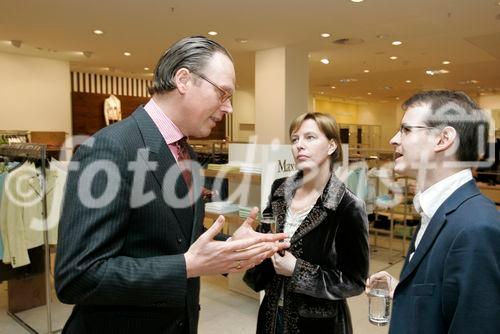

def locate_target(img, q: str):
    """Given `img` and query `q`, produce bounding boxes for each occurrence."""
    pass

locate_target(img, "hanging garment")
[0,162,66,267]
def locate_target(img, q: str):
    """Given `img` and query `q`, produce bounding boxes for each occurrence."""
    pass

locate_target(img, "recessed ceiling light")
[396,97,400,100]
[392,40,402,46]
[425,69,450,76]
[350,0,364,2]
[364,69,370,73]
[367,92,372,95]
[320,58,330,65]
[389,56,398,60]
[93,30,104,35]
[331,86,336,89]
[208,31,218,36]
[405,80,412,83]
[339,78,358,83]
[123,52,131,56]
[320,91,325,95]
[442,60,451,65]
[144,67,150,71]
[321,33,331,38]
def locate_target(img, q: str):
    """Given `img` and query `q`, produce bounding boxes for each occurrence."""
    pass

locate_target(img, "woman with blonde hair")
[244,112,369,333]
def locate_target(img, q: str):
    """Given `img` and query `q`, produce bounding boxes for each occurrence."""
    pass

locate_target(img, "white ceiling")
[1,0,500,102]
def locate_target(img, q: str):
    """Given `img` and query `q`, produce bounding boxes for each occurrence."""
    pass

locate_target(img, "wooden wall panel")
[71,92,226,139]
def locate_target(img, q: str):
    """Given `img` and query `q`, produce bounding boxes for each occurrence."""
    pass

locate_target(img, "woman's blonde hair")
[289,112,343,169]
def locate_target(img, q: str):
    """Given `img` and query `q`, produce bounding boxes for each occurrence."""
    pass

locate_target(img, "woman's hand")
[271,251,297,276]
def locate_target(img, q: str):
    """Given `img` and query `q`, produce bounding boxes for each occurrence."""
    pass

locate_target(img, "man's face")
[390,104,437,178]
[183,52,235,138]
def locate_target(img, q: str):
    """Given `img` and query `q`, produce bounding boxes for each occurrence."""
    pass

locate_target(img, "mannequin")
[104,94,122,125]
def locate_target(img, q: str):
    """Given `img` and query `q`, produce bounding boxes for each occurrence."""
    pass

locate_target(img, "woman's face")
[290,119,336,172]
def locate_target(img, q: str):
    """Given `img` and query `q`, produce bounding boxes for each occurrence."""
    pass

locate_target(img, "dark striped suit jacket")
[55,107,205,333]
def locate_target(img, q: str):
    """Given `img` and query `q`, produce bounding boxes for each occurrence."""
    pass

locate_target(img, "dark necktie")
[175,137,192,189]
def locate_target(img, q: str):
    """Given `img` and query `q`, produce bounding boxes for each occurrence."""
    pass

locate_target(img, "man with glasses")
[55,36,288,334]
[366,90,500,333]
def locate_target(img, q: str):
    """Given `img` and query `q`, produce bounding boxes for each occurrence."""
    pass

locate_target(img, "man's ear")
[174,68,191,95]
[434,126,457,153]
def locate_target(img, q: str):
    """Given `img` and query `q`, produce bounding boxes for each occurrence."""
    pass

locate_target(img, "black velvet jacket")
[244,172,369,334]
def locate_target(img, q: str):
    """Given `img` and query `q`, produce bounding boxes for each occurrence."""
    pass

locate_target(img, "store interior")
[1,0,499,333]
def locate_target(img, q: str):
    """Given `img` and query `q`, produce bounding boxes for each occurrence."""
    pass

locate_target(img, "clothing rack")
[0,143,53,333]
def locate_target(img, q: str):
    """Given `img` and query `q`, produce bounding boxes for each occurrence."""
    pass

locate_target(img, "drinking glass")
[259,213,276,234]
[368,277,392,326]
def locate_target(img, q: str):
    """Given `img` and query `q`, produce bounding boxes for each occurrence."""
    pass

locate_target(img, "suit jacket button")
[177,237,183,243]
[177,320,184,327]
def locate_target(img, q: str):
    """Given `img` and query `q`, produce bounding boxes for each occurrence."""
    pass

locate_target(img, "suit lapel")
[190,147,204,244]
[399,180,481,283]
[132,107,194,241]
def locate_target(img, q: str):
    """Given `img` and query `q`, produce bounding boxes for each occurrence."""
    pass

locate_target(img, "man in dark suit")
[55,36,288,334]
[366,90,499,333]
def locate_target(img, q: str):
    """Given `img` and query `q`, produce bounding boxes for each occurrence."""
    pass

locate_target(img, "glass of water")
[368,277,392,326]
[259,213,276,234]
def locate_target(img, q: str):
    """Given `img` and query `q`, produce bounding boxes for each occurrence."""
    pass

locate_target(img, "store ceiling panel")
[0,0,499,102]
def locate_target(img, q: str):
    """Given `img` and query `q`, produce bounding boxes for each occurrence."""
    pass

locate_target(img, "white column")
[255,46,309,144]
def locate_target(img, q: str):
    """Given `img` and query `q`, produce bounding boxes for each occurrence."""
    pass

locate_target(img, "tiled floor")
[0,242,405,334]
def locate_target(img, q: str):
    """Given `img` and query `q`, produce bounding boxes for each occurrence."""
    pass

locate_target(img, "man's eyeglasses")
[192,72,232,104]
[399,124,436,135]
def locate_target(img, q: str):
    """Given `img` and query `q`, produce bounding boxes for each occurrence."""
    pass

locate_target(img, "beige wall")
[232,88,255,142]
[0,52,72,134]
[479,95,500,131]
[314,96,399,150]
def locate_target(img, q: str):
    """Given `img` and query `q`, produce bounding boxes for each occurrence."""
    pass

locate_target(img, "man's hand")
[271,251,297,276]
[232,207,289,254]
[365,271,398,298]
[184,213,288,278]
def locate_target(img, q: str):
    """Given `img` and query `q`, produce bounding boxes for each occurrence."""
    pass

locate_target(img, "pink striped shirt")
[144,98,184,162]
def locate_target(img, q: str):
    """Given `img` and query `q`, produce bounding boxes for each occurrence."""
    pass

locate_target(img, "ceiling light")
[405,80,412,83]
[93,30,104,35]
[392,40,402,46]
[235,38,248,43]
[321,33,331,38]
[10,40,22,48]
[339,78,358,83]
[458,79,479,85]
[208,31,218,36]
[442,60,451,65]
[350,0,364,2]
[364,69,370,73]
[331,86,336,89]
[389,56,398,60]
[367,92,372,95]
[144,67,150,71]
[396,97,400,100]
[320,58,330,65]
[124,52,131,56]
[425,69,450,76]
[320,91,325,95]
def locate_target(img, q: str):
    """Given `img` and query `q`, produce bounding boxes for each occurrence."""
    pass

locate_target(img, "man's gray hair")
[148,36,232,95]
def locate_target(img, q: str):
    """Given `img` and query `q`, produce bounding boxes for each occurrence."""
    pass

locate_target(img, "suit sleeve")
[55,136,188,307]
[242,179,283,291]
[443,214,500,334]
[290,198,369,300]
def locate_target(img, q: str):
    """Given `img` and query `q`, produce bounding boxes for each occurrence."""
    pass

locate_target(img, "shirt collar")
[144,98,185,145]
[413,169,473,219]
